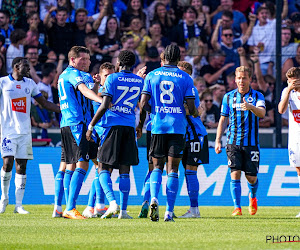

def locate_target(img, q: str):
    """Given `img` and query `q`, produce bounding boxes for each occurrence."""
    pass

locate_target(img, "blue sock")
[63,169,74,205]
[143,171,152,202]
[54,171,65,206]
[87,177,97,207]
[150,169,162,200]
[99,170,115,203]
[230,179,241,208]
[119,174,130,210]
[66,168,86,211]
[166,173,179,212]
[94,169,104,205]
[248,179,259,198]
[185,170,199,207]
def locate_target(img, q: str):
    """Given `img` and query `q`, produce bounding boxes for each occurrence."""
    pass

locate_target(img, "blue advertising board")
[0,148,298,206]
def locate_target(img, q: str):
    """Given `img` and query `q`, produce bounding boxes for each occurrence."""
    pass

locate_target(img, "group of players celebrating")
[0,43,299,220]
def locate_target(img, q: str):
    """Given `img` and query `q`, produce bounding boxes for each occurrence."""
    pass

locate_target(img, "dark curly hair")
[164,44,181,63]
[118,50,136,67]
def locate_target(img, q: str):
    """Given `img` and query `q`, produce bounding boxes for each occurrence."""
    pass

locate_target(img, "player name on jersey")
[155,106,183,114]
[110,105,132,114]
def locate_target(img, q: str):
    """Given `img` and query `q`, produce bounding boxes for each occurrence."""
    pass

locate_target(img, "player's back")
[58,66,86,127]
[101,70,144,128]
[143,65,195,135]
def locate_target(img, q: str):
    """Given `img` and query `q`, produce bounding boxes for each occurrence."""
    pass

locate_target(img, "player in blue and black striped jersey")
[215,66,266,216]
[86,50,144,219]
[140,45,198,222]
[58,46,103,220]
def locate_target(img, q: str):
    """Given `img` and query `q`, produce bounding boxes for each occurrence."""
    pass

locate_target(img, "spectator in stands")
[25,12,48,46]
[199,50,234,87]
[151,3,174,36]
[190,0,211,35]
[39,0,57,21]
[57,0,75,23]
[0,34,5,57]
[14,0,38,30]
[6,29,26,74]
[212,0,247,36]
[290,13,300,43]
[202,0,220,18]
[210,84,226,108]
[85,33,105,74]
[85,0,126,20]
[170,6,207,49]
[127,16,152,59]
[262,0,288,21]
[148,21,170,51]
[73,8,93,47]
[44,7,74,58]
[211,13,256,75]
[194,76,206,95]
[37,63,57,103]
[200,89,220,128]
[25,45,42,82]
[282,43,300,82]
[91,0,116,36]
[281,25,298,66]
[226,71,236,92]
[99,16,121,62]
[0,55,7,77]
[0,10,14,48]
[121,0,147,31]
[134,46,161,74]
[248,6,277,76]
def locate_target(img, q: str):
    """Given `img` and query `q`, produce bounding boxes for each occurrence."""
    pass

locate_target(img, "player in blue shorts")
[140,45,198,222]
[177,61,209,218]
[58,46,103,219]
[215,66,266,216]
[86,50,144,219]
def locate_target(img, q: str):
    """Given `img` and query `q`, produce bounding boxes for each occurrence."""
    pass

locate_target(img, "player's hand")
[241,97,252,111]
[93,74,101,84]
[287,78,300,91]
[136,126,142,139]
[137,66,147,79]
[215,141,222,154]
[86,130,92,141]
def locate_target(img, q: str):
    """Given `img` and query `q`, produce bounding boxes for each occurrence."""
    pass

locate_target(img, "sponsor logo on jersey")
[16,85,21,89]
[154,71,182,78]
[232,103,243,110]
[11,97,26,113]
[117,77,143,83]
[292,110,300,123]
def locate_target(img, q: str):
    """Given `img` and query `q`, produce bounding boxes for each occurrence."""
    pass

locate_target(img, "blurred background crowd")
[0,0,298,133]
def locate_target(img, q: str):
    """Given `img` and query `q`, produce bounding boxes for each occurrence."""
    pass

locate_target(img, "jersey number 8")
[160,81,174,104]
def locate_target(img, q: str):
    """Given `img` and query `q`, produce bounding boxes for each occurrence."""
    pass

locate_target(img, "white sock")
[151,197,159,204]
[190,207,199,214]
[120,210,127,214]
[165,211,173,217]
[15,173,26,207]
[1,168,12,200]
[96,203,105,209]
[87,206,93,210]
[298,176,300,188]
[110,200,117,206]
[54,205,62,212]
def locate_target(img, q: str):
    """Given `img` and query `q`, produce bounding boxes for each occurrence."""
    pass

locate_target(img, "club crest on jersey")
[228,160,231,166]
[11,97,26,113]
[25,87,30,94]
[247,96,253,103]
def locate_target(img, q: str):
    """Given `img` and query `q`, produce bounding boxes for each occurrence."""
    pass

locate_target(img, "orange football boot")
[249,195,258,215]
[63,208,86,219]
[232,207,242,216]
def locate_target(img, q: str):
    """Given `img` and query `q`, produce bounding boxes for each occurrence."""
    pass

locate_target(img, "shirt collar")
[9,74,25,82]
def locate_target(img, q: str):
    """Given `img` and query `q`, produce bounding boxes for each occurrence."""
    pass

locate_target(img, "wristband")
[88,124,94,131]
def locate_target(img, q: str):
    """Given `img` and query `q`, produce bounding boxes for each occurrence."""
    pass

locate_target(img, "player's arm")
[78,83,102,103]
[140,94,151,113]
[241,97,266,118]
[278,80,300,114]
[86,95,111,141]
[186,98,198,118]
[215,115,228,154]
[35,96,60,113]
[136,105,146,139]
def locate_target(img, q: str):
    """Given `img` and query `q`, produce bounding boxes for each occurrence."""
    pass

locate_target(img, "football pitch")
[1,206,300,249]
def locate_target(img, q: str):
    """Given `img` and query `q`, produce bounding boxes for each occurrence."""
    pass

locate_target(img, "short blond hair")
[235,66,252,78]
[177,61,193,75]
[286,67,300,79]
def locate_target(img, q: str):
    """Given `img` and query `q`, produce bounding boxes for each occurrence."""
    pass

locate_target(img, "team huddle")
[0,44,300,220]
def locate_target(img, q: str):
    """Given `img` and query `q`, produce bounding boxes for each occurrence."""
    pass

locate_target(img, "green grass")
[1,206,300,249]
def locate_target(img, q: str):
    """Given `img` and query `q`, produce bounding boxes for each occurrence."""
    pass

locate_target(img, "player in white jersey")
[278,67,300,217]
[0,57,60,214]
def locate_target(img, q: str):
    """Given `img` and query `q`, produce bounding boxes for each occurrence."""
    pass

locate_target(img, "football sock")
[54,171,65,206]
[1,168,12,200]
[87,177,97,207]
[15,173,26,207]
[119,174,130,210]
[230,179,241,208]
[143,171,152,202]
[185,170,199,207]
[63,169,74,204]
[248,179,259,198]
[166,173,179,213]
[150,168,162,200]
[66,168,86,211]
[99,170,115,203]
[95,170,105,205]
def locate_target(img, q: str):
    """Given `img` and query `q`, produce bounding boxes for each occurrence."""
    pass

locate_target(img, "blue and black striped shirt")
[221,88,265,146]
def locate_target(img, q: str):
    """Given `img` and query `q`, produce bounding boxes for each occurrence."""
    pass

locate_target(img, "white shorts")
[1,134,33,160]
[288,143,300,168]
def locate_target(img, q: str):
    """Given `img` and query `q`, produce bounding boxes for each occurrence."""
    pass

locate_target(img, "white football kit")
[281,87,300,167]
[0,75,41,159]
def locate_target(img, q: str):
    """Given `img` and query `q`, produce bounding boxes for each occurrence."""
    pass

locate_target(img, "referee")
[215,66,266,216]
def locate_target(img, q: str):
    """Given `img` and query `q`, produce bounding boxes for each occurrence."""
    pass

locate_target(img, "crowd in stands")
[0,0,298,134]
